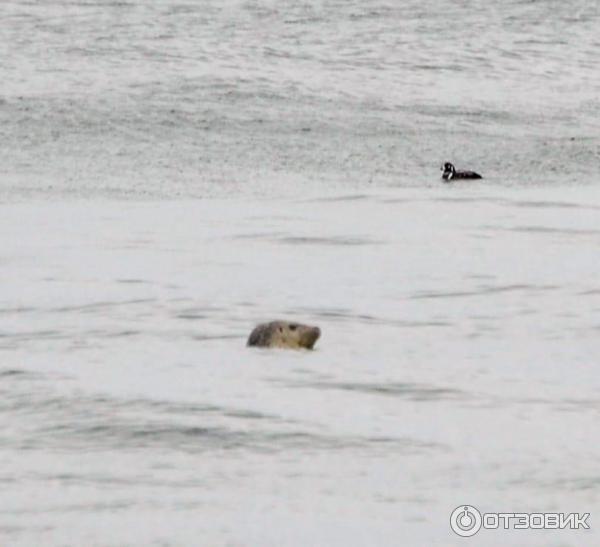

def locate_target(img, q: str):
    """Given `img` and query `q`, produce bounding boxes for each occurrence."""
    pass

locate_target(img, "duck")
[441,162,482,181]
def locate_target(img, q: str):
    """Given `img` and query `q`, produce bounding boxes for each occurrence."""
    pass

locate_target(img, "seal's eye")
[278,327,283,333]
[289,324,298,331]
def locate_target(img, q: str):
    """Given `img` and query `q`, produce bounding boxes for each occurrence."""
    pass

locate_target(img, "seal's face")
[247,321,321,349]
[281,322,321,349]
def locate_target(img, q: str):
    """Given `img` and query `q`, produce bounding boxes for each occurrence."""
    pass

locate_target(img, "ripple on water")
[410,284,559,300]
[277,235,383,246]
[281,380,470,402]
[305,194,373,203]
[1,388,443,455]
[23,419,440,455]
[284,307,451,327]
[0,368,33,378]
[497,226,600,237]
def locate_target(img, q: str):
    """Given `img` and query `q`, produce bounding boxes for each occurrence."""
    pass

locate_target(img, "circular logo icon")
[450,505,482,537]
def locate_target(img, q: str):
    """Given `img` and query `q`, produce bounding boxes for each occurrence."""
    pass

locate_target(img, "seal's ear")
[278,326,283,332]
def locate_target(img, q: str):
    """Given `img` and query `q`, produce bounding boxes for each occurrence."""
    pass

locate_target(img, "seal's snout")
[302,326,321,349]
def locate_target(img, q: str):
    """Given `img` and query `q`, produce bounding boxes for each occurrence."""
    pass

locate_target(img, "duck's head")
[441,162,455,181]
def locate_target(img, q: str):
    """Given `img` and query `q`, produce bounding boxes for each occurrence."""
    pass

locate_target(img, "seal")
[247,321,321,349]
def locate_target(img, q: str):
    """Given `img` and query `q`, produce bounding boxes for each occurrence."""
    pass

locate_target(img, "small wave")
[285,380,468,402]
[410,284,558,300]
[508,200,593,210]
[306,194,372,203]
[278,236,382,246]
[52,298,155,313]
[0,369,31,378]
[21,420,438,455]
[284,306,451,327]
[501,226,600,236]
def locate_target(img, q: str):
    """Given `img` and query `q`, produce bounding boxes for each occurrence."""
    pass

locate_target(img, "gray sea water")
[1,1,600,546]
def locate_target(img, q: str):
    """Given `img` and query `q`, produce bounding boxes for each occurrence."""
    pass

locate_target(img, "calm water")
[1,1,600,545]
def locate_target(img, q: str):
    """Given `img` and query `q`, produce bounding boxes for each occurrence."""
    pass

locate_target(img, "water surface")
[1,1,600,545]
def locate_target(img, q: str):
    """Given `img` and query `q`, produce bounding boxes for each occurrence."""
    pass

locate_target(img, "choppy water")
[2,0,600,198]
[1,1,600,546]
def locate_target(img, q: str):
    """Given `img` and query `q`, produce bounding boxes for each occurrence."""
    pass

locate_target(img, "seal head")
[247,321,321,349]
